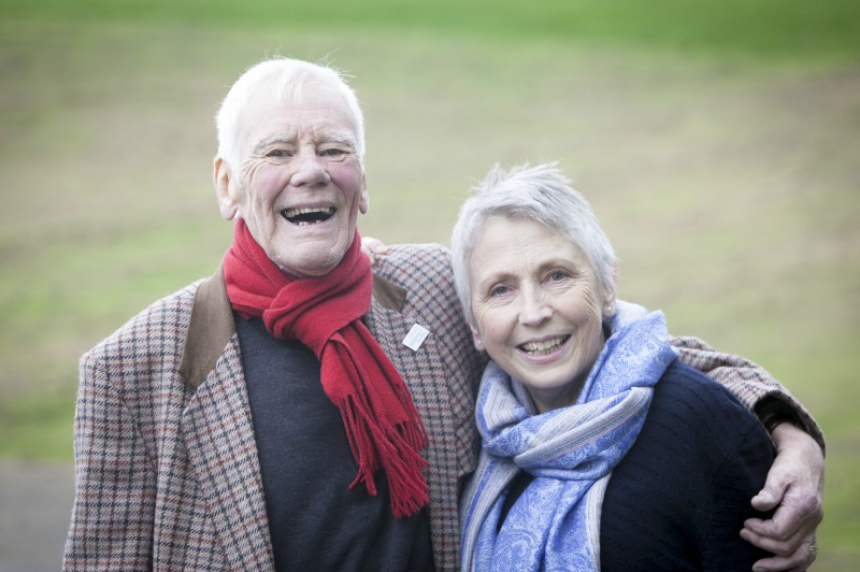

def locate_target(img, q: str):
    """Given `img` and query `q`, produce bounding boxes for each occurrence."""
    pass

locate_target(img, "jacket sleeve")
[670,335,825,451]
[63,352,156,571]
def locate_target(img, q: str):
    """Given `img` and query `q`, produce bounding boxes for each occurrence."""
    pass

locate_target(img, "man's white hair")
[214,57,366,170]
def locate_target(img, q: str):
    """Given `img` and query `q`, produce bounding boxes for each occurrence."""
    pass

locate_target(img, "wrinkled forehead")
[471,215,593,271]
[237,80,360,146]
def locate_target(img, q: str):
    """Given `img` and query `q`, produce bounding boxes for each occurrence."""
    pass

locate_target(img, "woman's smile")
[517,334,571,359]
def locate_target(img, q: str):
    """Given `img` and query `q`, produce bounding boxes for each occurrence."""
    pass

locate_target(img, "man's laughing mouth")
[282,206,336,226]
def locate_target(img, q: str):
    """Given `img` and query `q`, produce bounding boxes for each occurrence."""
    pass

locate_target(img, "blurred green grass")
[3,0,859,63]
[1,0,858,567]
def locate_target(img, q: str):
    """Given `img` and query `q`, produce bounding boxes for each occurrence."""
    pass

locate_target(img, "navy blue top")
[237,315,433,572]
[501,361,775,571]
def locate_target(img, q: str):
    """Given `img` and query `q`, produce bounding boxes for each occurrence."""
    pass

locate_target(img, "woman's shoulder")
[654,361,754,423]
[601,360,774,570]
[642,360,775,487]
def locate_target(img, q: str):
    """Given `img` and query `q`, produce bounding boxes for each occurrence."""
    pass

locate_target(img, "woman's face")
[468,216,611,413]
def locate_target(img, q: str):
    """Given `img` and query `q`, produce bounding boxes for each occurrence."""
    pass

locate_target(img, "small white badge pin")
[403,324,430,352]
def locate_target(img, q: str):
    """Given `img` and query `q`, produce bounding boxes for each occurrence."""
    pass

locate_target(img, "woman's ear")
[603,262,620,318]
[470,324,485,351]
[214,157,240,220]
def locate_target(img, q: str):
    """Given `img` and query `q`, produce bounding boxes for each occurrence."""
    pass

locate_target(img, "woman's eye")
[547,270,568,283]
[489,285,510,297]
[320,148,346,157]
[266,149,289,158]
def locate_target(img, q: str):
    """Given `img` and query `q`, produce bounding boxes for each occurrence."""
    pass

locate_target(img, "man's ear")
[359,172,369,215]
[470,323,485,351]
[214,157,239,220]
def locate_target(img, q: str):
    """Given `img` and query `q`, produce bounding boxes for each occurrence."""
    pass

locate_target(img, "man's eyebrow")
[251,130,357,153]
[252,135,295,153]
[318,129,357,148]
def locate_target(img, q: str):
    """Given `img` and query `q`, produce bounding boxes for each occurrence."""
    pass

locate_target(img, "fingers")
[360,236,389,266]
[751,487,823,539]
[742,489,823,572]
[752,442,792,514]
[750,486,781,512]
[363,237,389,255]
[746,451,823,544]
[745,425,824,571]
[741,520,807,556]
[750,536,818,572]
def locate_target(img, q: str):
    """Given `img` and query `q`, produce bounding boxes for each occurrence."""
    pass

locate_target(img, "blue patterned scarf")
[460,309,678,572]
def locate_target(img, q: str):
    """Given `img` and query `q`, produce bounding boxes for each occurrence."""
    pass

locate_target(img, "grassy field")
[1,0,858,567]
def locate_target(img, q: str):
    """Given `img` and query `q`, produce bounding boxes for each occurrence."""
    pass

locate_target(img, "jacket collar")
[179,266,408,391]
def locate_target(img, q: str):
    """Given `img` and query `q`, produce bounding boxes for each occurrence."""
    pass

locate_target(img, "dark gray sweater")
[237,315,433,572]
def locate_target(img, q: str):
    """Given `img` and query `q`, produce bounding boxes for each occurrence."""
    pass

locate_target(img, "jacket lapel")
[368,274,470,571]
[179,271,275,571]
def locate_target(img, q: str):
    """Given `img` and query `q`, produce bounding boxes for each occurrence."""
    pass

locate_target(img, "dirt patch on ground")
[0,460,74,571]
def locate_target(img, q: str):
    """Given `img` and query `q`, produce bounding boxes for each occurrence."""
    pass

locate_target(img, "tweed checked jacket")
[63,243,822,572]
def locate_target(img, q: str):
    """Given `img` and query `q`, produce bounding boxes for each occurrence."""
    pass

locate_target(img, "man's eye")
[266,149,290,158]
[320,148,347,157]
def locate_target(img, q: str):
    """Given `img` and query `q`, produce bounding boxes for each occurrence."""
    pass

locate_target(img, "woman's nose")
[519,289,552,326]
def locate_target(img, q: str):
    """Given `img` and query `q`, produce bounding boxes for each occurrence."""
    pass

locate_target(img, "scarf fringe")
[339,395,430,518]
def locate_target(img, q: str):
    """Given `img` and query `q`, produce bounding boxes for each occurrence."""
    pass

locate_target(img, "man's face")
[216,82,368,277]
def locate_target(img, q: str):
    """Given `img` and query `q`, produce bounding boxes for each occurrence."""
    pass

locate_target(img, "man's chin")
[273,247,346,278]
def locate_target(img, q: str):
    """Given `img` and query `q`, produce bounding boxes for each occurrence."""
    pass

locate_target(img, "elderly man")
[64,57,824,572]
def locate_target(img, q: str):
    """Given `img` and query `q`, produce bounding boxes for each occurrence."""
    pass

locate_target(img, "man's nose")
[290,150,330,187]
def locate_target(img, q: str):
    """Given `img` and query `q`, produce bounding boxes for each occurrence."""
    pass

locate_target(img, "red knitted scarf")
[223,219,429,518]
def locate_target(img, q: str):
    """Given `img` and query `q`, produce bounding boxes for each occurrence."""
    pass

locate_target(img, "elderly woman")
[454,163,781,571]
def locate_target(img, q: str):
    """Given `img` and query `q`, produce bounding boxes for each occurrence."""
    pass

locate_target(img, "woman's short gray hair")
[215,57,366,169]
[451,162,617,323]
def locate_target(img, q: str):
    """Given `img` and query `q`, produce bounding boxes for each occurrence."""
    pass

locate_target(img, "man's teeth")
[282,206,335,225]
[519,337,567,355]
